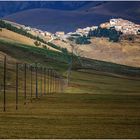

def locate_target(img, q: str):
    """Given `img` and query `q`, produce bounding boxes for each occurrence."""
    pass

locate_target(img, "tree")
[42,44,47,49]
[75,36,91,44]
[34,41,40,47]
[88,27,122,42]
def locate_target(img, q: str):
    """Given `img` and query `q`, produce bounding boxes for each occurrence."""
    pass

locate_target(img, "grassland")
[0,28,60,52]
[53,37,140,67]
[0,39,140,138]
[0,70,140,138]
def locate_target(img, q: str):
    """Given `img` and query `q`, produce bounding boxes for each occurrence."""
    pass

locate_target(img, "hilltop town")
[4,18,140,43]
[100,18,140,35]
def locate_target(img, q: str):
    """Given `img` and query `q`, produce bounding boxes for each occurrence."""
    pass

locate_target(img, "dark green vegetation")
[0,20,46,43]
[81,58,140,77]
[47,42,69,53]
[68,35,91,44]
[68,27,122,44]
[88,27,122,42]
[0,20,69,52]
[0,39,69,72]
[1,39,140,77]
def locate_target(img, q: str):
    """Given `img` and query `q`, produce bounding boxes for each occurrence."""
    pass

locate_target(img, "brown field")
[53,37,140,67]
[0,29,60,52]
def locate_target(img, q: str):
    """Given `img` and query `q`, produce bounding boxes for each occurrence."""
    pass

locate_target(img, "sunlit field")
[0,69,140,139]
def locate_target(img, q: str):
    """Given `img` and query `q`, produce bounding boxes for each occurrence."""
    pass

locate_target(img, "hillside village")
[100,18,140,35]
[0,18,140,68]
[72,18,140,37]
[4,18,140,43]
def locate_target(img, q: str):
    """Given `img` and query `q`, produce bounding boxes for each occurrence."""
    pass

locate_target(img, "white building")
[24,26,31,31]
[45,31,52,36]
[55,31,65,37]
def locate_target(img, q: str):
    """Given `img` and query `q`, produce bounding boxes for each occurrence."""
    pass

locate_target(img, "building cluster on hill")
[65,18,140,41]
[23,25,66,41]
[100,18,140,35]
[6,18,140,43]
[75,26,98,36]
[17,24,52,39]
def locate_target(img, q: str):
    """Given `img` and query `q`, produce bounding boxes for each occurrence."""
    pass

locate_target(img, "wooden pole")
[48,69,50,94]
[50,69,52,93]
[3,55,6,112]
[30,65,33,102]
[16,63,18,110]
[35,63,38,98]
[52,70,54,93]
[40,67,43,96]
[44,68,46,95]
[54,71,56,92]
[24,63,27,104]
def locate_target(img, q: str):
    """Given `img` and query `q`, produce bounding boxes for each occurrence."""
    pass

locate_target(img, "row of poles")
[1,55,64,112]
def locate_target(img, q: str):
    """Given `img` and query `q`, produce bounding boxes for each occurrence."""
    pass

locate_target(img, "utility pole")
[16,63,19,110]
[3,55,6,112]
[35,63,38,98]
[24,63,27,104]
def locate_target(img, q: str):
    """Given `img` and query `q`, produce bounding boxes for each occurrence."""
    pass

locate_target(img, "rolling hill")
[0,19,140,77]
[2,1,140,32]
[0,1,91,17]
[0,2,140,139]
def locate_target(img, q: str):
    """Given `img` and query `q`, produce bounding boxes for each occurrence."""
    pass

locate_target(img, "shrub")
[75,36,91,44]
[42,44,47,49]
[34,41,40,46]
[88,27,122,42]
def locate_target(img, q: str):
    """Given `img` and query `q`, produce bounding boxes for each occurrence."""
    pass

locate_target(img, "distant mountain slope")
[0,1,91,17]
[3,1,140,32]
[86,1,140,24]
[3,8,111,33]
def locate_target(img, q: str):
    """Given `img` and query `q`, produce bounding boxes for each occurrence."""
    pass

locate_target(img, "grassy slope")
[0,39,140,138]
[53,37,140,67]
[0,28,60,52]
[0,39,69,72]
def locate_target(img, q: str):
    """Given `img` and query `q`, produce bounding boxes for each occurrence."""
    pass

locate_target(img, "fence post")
[48,69,50,93]
[47,69,50,94]
[30,65,33,102]
[54,71,56,93]
[52,70,54,93]
[50,69,52,93]
[59,76,61,93]
[3,55,6,112]
[44,67,46,95]
[54,71,55,93]
[16,63,19,110]
[40,67,43,97]
[56,77,58,93]
[61,77,64,93]
[24,63,27,104]
[35,63,38,98]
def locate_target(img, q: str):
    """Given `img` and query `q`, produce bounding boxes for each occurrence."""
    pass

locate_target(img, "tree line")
[88,27,122,42]
[0,20,74,65]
